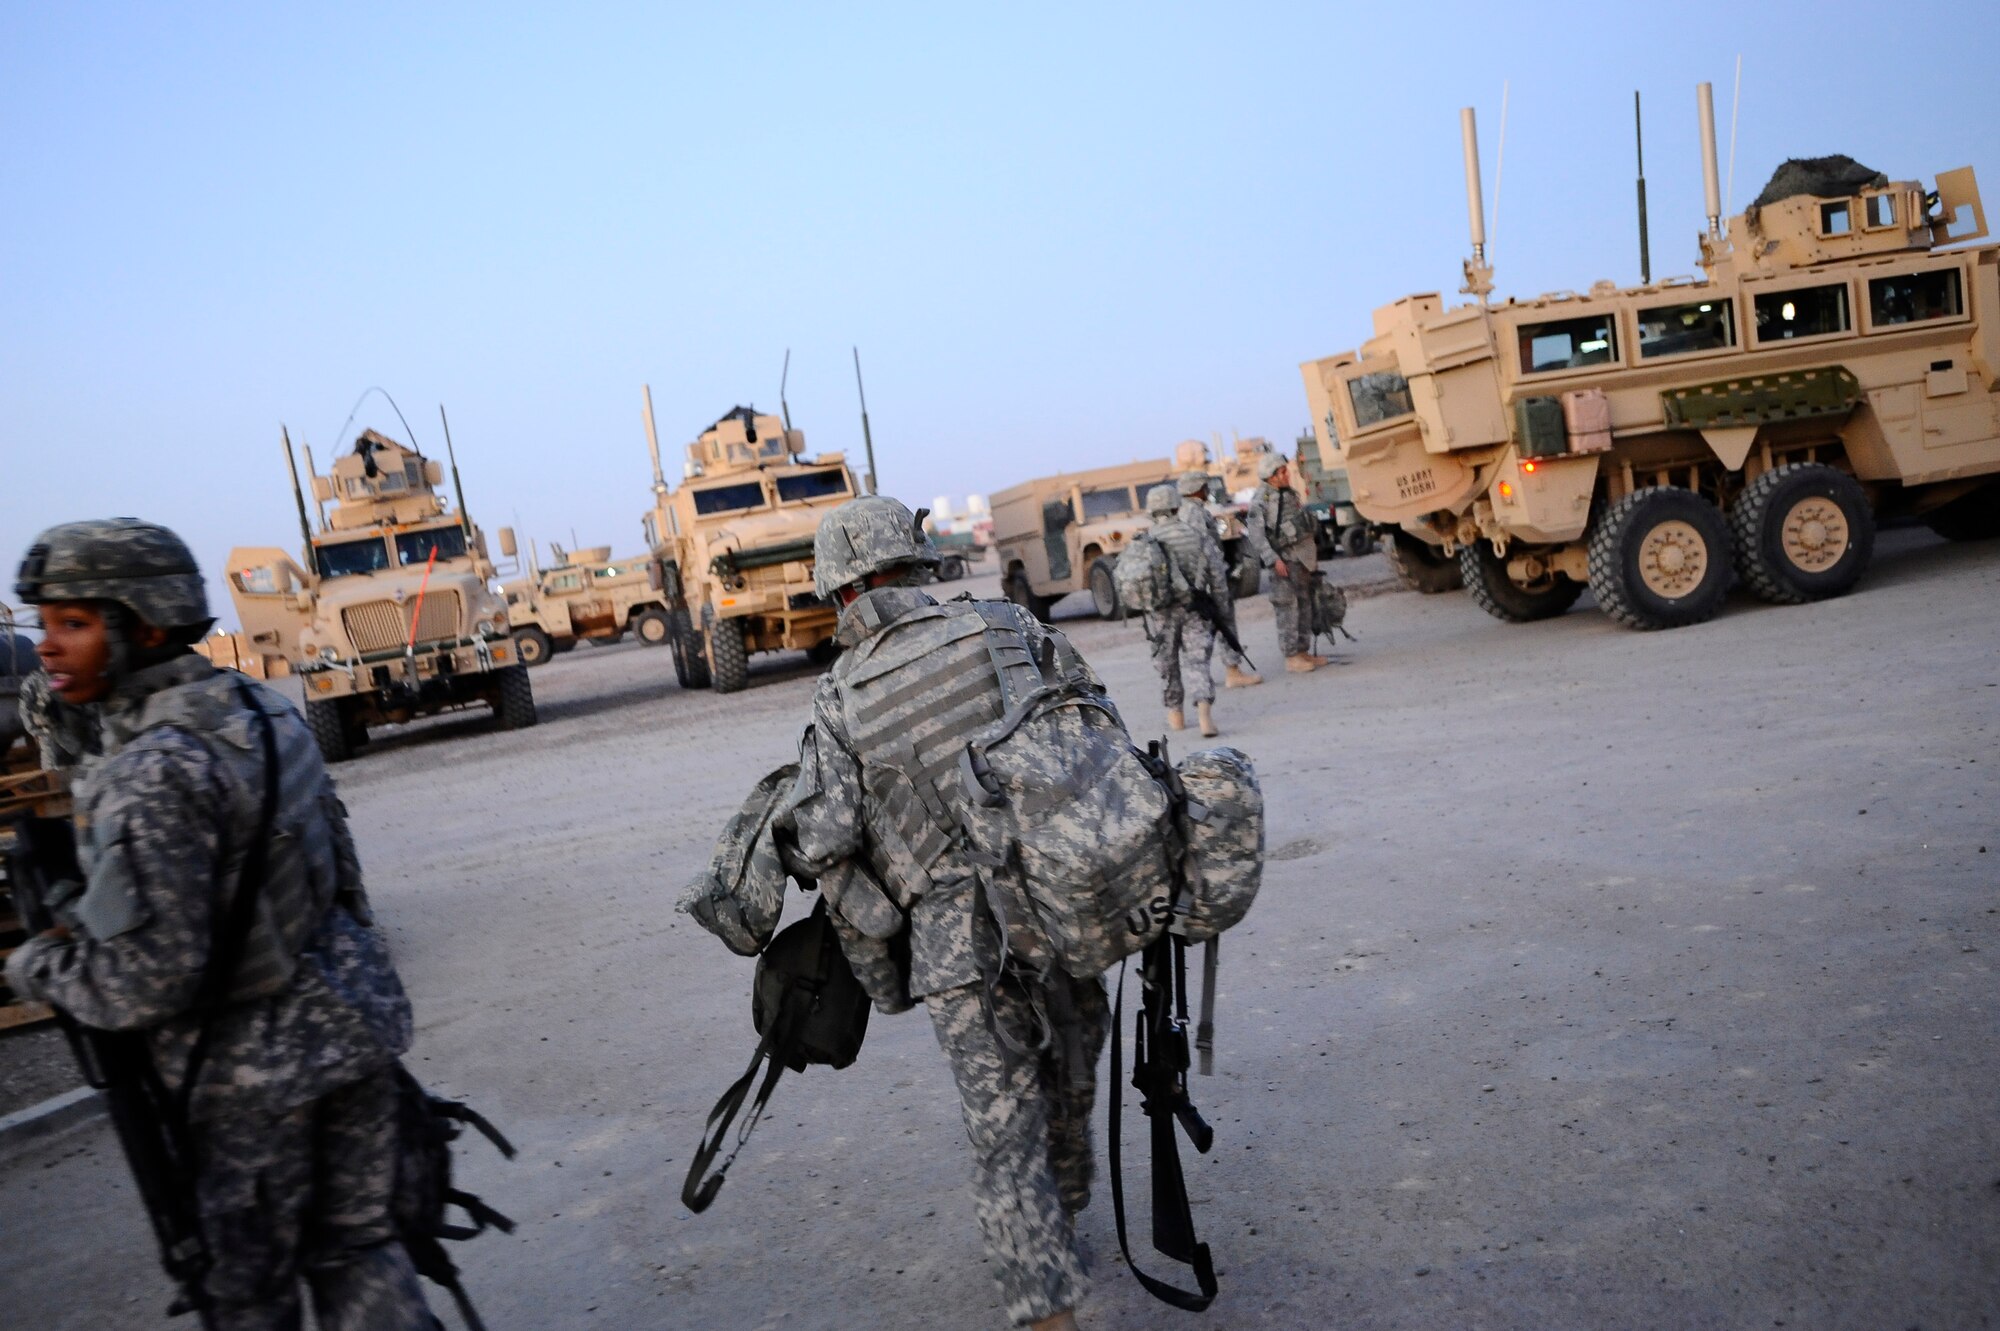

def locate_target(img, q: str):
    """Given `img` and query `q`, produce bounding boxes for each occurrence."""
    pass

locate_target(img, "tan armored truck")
[1294,430,1384,560]
[640,398,858,692]
[1303,89,1999,628]
[501,544,671,666]
[226,428,533,761]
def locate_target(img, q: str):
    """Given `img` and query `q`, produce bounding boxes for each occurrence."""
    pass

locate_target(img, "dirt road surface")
[4,533,1996,1330]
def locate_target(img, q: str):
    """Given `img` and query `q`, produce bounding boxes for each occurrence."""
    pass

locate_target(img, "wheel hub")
[1637,520,1708,598]
[1780,497,1848,573]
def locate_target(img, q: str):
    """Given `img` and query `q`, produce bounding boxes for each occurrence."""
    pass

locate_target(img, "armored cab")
[641,399,858,693]
[500,543,672,666]
[226,428,533,760]
[1302,86,1999,629]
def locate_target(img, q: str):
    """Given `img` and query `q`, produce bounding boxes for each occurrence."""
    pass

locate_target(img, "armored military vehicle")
[1302,88,1998,628]
[641,395,858,692]
[1294,428,1385,559]
[226,428,533,761]
[501,543,671,666]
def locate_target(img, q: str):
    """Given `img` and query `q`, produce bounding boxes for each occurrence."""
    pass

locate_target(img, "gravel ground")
[2,531,1995,1331]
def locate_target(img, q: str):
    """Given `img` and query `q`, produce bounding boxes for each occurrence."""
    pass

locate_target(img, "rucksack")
[1112,533,1189,615]
[1169,745,1264,942]
[1308,573,1353,645]
[678,764,798,956]
[390,1065,517,1331]
[683,900,872,1212]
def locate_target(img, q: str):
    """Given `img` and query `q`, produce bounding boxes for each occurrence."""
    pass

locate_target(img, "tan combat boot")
[1197,701,1218,737]
[1225,664,1262,688]
[1166,708,1186,731]
[1306,653,1330,667]
[1285,653,1318,673]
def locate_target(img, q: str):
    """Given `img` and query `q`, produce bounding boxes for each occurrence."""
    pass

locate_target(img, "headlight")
[319,645,339,663]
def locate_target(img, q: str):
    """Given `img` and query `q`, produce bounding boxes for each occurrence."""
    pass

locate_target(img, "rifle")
[1186,588,1253,671]
[2,814,220,1328]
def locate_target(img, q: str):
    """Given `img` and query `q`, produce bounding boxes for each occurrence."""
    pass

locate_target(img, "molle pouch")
[1173,747,1264,942]
[678,765,799,957]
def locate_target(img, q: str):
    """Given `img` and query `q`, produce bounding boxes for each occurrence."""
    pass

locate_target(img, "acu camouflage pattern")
[15,517,212,630]
[810,495,941,600]
[678,764,798,956]
[1145,512,1223,710]
[1245,482,1318,657]
[1172,746,1266,941]
[1176,495,1247,668]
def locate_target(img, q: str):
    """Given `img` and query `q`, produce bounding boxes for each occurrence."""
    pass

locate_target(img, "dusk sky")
[4,3,1994,627]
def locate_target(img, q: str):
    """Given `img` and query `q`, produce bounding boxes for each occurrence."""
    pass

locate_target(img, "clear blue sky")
[4,3,1994,626]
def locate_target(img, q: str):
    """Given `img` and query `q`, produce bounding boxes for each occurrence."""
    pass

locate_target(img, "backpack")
[678,764,798,956]
[1169,745,1264,942]
[683,900,872,1212]
[390,1065,517,1331]
[1308,573,1352,644]
[1112,533,1189,615]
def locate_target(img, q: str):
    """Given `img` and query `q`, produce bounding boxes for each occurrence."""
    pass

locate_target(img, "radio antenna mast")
[1491,80,1509,257]
[779,349,793,431]
[1635,90,1652,284]
[1725,54,1743,222]
[852,346,879,495]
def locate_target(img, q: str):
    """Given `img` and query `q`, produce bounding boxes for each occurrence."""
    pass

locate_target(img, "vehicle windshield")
[315,537,392,579]
[1347,371,1414,427]
[691,481,767,515]
[396,526,469,566]
[775,469,851,504]
[1079,487,1136,520]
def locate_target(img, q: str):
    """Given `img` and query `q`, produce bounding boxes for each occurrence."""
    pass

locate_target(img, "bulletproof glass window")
[1865,194,1897,229]
[376,470,407,494]
[550,573,583,591]
[691,481,768,515]
[315,538,392,579]
[1754,284,1851,341]
[345,476,370,498]
[396,527,469,566]
[1346,371,1414,427]
[1820,201,1853,236]
[1518,313,1618,374]
[591,564,628,580]
[1638,299,1738,359]
[1868,269,1963,327]
[234,566,282,594]
[775,469,851,504]
[1080,487,1137,520]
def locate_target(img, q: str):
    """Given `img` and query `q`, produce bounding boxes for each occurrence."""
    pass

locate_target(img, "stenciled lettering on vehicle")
[1395,467,1438,501]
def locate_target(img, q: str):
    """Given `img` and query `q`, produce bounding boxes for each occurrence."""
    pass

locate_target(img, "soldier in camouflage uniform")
[1244,453,1327,673]
[1141,484,1223,738]
[1175,470,1261,690]
[771,495,1112,1331]
[5,520,433,1331]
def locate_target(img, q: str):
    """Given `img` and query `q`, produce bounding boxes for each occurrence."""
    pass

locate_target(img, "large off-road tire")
[1230,557,1263,600]
[1731,462,1875,605]
[1004,569,1052,623]
[1458,541,1584,623]
[1386,528,1465,594]
[303,697,354,764]
[707,615,750,693]
[1923,482,2000,541]
[493,665,538,729]
[668,608,711,689]
[1341,524,1376,559]
[514,626,554,668]
[1088,556,1124,620]
[1587,487,1733,630]
[937,555,968,582]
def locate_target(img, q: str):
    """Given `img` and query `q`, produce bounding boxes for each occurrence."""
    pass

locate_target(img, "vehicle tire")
[303,697,353,763]
[708,615,750,693]
[1088,557,1124,620]
[1230,557,1263,600]
[551,638,577,654]
[1385,528,1465,594]
[1731,462,1875,605]
[1587,486,1733,630]
[514,627,554,668]
[493,664,538,729]
[806,640,841,667]
[938,556,967,582]
[1341,524,1375,559]
[1004,569,1052,623]
[1923,482,2000,541]
[1458,541,1584,623]
[668,608,711,689]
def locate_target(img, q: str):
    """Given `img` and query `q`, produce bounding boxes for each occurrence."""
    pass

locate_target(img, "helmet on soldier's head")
[1177,471,1208,498]
[1145,484,1181,515]
[1257,452,1289,481]
[812,496,941,601]
[15,519,213,635]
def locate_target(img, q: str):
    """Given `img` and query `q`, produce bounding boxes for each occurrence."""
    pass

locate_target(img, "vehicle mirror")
[311,476,334,503]
[1041,499,1074,531]
[424,460,445,486]
[498,527,518,558]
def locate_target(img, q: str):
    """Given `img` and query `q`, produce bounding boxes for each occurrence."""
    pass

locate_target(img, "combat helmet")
[15,518,213,636]
[1256,452,1289,481]
[812,496,940,601]
[1177,470,1209,498]
[1145,484,1182,515]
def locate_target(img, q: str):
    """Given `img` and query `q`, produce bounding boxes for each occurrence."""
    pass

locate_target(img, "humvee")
[641,400,858,692]
[226,428,533,761]
[1302,87,1998,628]
[500,544,671,666]
[1293,429,1385,559]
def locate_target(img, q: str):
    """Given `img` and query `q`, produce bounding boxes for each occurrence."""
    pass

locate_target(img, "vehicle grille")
[342,591,462,655]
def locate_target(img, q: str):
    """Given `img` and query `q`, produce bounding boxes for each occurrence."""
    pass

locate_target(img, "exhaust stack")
[1697,81,1723,238]
[1459,107,1494,300]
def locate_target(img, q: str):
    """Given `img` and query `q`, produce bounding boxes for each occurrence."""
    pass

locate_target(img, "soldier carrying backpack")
[1118,484,1227,737]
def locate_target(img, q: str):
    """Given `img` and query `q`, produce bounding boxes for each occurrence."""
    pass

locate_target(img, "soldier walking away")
[1175,471,1260,690]
[1141,485,1223,738]
[6,520,434,1331]
[1245,454,1327,673]
[771,496,1114,1331]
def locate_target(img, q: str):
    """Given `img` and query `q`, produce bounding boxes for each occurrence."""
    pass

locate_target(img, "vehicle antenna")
[852,346,879,495]
[779,348,793,431]
[1725,54,1743,222]
[642,384,668,499]
[1697,81,1723,240]
[1491,79,1509,256]
[1635,90,1652,285]
[1458,107,1494,301]
[439,404,473,537]
[302,442,328,528]
[281,425,316,545]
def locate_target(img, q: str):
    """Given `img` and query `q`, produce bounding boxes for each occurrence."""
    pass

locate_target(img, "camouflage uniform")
[1176,495,1246,669]
[777,576,1113,1326]
[1245,476,1319,657]
[1143,507,1222,713]
[9,521,429,1331]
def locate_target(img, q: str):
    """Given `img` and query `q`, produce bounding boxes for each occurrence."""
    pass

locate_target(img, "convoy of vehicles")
[501,544,671,666]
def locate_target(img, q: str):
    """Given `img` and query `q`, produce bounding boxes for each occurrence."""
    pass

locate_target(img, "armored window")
[395,526,468,566]
[551,573,582,591]
[1754,284,1851,341]
[690,482,767,515]
[345,477,369,498]
[315,538,392,579]
[377,471,407,494]
[1517,314,1618,374]
[234,566,282,594]
[1637,299,1737,359]
[1868,269,1963,328]
[1080,487,1136,521]
[775,469,851,503]
[1864,194,1897,229]
[1820,201,1853,236]
[1346,371,1414,427]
